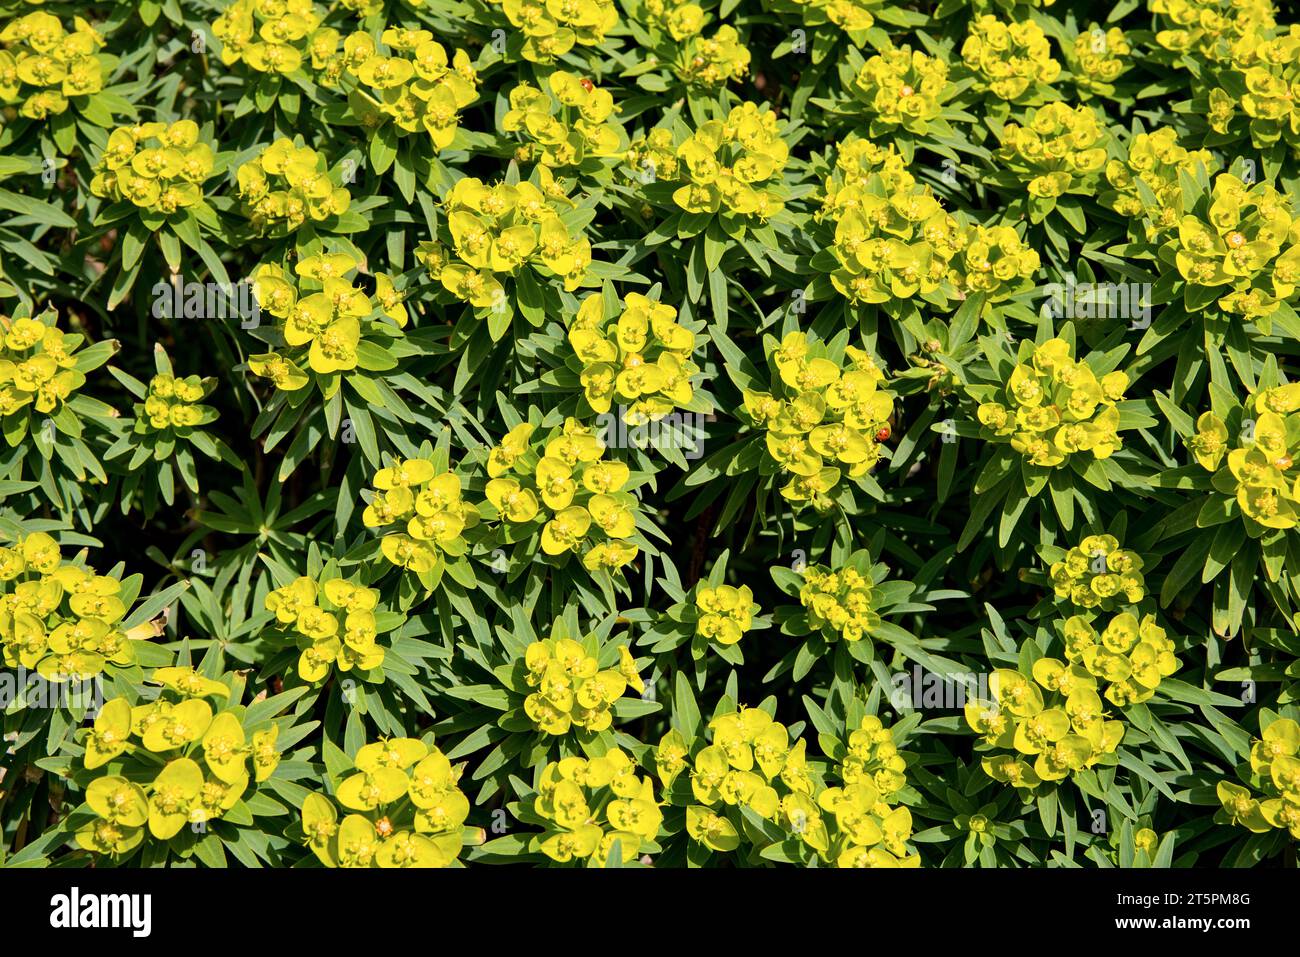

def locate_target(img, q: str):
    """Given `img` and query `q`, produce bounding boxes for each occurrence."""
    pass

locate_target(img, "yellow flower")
[486,477,540,522]
[541,506,592,554]
[148,758,205,839]
[307,317,360,374]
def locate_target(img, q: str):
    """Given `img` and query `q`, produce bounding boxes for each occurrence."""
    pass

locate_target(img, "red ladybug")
[875,426,891,442]
[580,78,595,92]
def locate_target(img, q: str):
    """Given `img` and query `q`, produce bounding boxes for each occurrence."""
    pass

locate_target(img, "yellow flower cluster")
[1068,26,1131,98]
[249,250,402,385]
[820,715,917,868]
[1218,718,1300,839]
[213,0,324,75]
[488,0,619,63]
[138,374,213,434]
[960,15,1061,103]
[361,458,478,575]
[851,45,952,133]
[1190,384,1300,530]
[1049,534,1146,610]
[521,638,643,734]
[0,314,86,418]
[90,121,215,215]
[744,332,893,507]
[1058,611,1180,707]
[236,139,351,234]
[1151,0,1276,63]
[306,30,348,83]
[816,135,916,224]
[670,104,789,220]
[264,575,389,681]
[301,736,469,867]
[695,583,756,646]
[420,175,592,309]
[78,673,281,854]
[1102,127,1217,240]
[837,715,908,796]
[1210,26,1300,153]
[965,667,1124,790]
[0,12,103,119]
[813,137,1049,307]
[503,72,622,168]
[677,25,750,87]
[326,30,479,151]
[533,748,662,863]
[825,164,963,306]
[627,126,680,185]
[636,0,700,38]
[955,223,1040,300]
[668,708,815,851]
[484,419,641,571]
[630,0,749,84]
[1171,173,1300,320]
[995,103,1109,201]
[975,338,1128,468]
[663,708,918,866]
[798,564,879,642]
[568,291,697,423]
[0,533,153,681]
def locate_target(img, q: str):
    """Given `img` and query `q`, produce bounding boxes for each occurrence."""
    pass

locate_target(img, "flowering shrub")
[9,0,1300,876]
